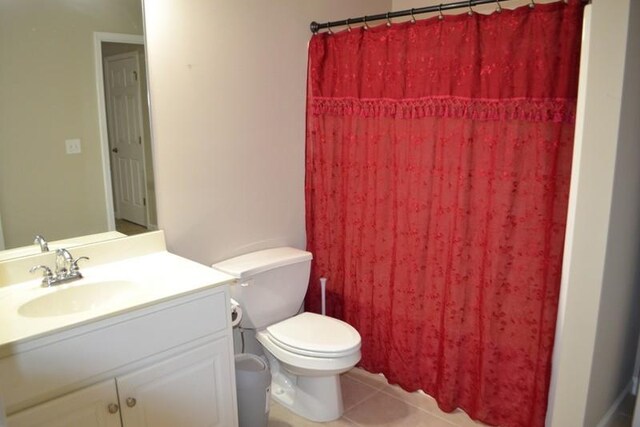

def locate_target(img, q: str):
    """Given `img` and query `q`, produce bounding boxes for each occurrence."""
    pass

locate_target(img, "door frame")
[93,32,145,232]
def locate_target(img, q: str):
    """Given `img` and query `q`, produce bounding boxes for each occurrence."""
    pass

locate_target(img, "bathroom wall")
[392,0,558,17]
[144,0,389,265]
[0,0,143,247]
[583,0,640,424]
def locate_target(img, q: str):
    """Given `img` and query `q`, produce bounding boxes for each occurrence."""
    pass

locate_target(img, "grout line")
[345,370,389,390]
[342,413,362,426]
[344,389,385,412]
[343,386,380,412]
[374,383,473,426]
[344,387,461,427]
[345,368,485,426]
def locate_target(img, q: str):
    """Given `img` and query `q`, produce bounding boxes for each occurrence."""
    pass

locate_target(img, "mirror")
[0,0,157,259]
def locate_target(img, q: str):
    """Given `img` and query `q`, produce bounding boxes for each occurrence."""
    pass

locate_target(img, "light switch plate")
[65,139,82,154]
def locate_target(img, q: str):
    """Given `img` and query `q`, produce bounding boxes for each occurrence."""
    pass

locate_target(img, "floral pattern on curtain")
[304,2,584,427]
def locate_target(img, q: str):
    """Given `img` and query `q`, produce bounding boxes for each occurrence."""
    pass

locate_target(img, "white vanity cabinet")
[8,380,121,427]
[117,338,233,427]
[1,285,237,427]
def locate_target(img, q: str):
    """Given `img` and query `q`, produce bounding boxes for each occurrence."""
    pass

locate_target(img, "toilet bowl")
[256,312,361,421]
[211,247,361,422]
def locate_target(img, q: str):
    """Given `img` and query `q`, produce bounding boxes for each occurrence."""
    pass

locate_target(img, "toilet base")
[265,352,344,422]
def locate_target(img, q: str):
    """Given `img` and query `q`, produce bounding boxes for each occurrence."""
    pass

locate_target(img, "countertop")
[0,244,235,351]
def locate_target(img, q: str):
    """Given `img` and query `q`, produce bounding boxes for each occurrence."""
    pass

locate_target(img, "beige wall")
[392,0,557,18]
[0,0,143,248]
[144,0,389,265]
[584,0,640,424]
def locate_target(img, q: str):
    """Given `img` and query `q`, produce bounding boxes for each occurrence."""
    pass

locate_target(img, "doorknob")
[126,397,137,407]
[107,403,119,414]
[111,147,119,153]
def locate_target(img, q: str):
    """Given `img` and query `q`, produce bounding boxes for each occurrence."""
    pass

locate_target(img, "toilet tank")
[212,247,312,329]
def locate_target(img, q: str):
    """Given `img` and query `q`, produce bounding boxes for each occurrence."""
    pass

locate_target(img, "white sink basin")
[18,280,141,318]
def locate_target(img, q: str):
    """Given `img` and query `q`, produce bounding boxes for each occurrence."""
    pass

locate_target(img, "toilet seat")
[265,312,361,358]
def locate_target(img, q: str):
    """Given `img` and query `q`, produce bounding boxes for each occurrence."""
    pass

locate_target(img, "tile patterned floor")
[268,367,639,426]
[268,367,488,426]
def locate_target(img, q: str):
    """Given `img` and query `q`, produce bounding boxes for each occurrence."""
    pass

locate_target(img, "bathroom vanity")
[0,232,238,427]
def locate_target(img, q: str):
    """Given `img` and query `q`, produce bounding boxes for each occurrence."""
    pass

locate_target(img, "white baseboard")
[596,381,632,427]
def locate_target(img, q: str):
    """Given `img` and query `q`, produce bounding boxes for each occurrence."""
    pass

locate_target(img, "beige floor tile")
[342,374,380,411]
[379,383,442,414]
[268,367,491,427]
[268,402,357,427]
[344,391,456,427]
[346,367,389,389]
[378,381,487,426]
[442,408,485,426]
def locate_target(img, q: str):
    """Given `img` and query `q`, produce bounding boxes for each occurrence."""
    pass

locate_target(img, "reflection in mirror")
[0,0,157,259]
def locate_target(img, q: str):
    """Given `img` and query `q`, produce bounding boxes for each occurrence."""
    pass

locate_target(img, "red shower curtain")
[305,2,583,427]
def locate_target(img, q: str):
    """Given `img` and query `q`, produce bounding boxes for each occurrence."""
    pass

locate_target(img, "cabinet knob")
[126,397,137,408]
[107,403,119,414]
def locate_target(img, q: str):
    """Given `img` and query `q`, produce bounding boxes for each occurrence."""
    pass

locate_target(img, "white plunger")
[319,277,327,315]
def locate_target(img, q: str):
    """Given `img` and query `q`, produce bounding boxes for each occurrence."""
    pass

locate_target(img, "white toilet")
[212,247,361,422]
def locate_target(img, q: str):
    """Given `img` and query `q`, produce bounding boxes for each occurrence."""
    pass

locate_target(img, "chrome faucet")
[29,249,90,287]
[55,248,73,276]
[34,235,49,252]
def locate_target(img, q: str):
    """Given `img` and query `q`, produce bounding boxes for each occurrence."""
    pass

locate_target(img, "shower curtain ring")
[529,0,535,8]
[327,22,333,35]
[495,0,502,12]
[386,12,392,27]
[410,8,417,23]
[346,18,352,32]
[438,4,444,20]
[467,0,474,15]
[363,16,370,30]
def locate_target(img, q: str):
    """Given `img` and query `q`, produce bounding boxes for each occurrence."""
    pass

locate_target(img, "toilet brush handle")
[320,277,327,316]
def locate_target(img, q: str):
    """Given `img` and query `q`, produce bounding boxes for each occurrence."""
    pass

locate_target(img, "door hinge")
[133,70,138,81]
[138,136,142,145]
[143,197,146,206]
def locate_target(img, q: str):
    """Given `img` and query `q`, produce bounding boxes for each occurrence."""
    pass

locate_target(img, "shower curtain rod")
[310,0,574,33]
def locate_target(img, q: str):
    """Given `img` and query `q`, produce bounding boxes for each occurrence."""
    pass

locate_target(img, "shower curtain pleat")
[304,2,584,426]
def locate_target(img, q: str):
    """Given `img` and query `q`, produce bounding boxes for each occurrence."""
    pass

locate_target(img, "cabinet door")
[117,337,236,427]
[7,380,121,427]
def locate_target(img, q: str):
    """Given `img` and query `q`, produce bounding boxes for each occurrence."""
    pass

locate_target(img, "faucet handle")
[29,265,54,287]
[70,256,90,273]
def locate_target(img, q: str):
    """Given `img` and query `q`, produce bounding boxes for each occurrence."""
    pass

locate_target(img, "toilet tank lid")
[211,247,312,279]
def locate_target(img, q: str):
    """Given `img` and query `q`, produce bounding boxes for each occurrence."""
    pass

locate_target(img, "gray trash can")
[235,353,271,427]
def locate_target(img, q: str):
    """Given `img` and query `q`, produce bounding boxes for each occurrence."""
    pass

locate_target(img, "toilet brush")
[320,277,327,316]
